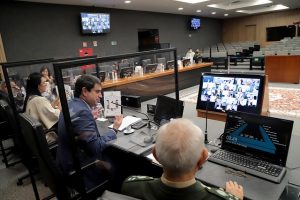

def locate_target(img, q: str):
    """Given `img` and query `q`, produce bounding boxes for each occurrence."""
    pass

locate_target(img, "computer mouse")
[144,136,153,143]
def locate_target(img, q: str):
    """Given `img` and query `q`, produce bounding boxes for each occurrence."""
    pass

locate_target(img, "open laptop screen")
[154,95,184,124]
[222,111,293,166]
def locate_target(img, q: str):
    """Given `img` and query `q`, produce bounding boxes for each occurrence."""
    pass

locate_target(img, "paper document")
[109,116,141,131]
[146,153,161,166]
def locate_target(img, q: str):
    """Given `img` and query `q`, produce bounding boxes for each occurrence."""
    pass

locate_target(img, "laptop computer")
[209,111,293,183]
[153,95,184,125]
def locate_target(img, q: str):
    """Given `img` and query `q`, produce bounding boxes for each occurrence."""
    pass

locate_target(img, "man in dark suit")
[56,75,123,190]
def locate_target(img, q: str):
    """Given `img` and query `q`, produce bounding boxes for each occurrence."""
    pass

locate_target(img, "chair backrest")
[18,113,73,200]
[0,99,19,136]
[211,51,227,58]
[290,50,300,55]
[252,51,263,57]
[276,50,289,55]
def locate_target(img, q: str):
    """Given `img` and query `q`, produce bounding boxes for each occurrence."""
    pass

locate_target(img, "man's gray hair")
[155,118,205,175]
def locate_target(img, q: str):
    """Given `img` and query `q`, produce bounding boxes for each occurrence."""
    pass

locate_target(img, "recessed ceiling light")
[174,0,210,4]
[124,1,131,3]
[178,7,184,10]
[196,10,202,12]
[212,12,216,14]
[224,13,229,16]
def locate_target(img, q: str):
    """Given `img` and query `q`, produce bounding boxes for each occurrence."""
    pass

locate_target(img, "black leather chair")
[0,99,21,167]
[19,113,109,200]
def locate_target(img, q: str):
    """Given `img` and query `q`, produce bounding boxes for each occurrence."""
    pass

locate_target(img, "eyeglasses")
[225,168,247,178]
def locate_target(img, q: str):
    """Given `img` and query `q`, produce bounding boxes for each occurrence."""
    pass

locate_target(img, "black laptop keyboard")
[209,149,285,183]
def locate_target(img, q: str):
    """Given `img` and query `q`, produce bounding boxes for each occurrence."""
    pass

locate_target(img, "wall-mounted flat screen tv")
[189,17,201,30]
[80,13,110,34]
[196,73,265,114]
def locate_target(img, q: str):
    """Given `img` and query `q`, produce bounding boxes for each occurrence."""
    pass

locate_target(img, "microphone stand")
[204,98,209,144]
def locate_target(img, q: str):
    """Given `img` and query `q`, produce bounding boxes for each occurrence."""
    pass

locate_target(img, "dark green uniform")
[121,176,239,200]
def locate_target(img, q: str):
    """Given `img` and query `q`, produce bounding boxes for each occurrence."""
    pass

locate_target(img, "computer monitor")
[144,64,157,74]
[182,58,191,67]
[98,71,106,82]
[142,59,151,67]
[223,111,293,166]
[119,62,130,69]
[154,95,184,124]
[157,57,166,66]
[196,73,265,114]
[119,67,134,78]
[166,60,175,70]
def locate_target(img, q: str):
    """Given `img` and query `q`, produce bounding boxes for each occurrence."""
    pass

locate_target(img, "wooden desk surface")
[102,62,212,89]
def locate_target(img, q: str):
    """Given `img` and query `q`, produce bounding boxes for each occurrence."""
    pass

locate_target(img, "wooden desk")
[102,62,212,101]
[265,55,300,84]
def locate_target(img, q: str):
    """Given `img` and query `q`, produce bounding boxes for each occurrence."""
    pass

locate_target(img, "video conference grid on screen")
[198,74,263,113]
[81,13,110,34]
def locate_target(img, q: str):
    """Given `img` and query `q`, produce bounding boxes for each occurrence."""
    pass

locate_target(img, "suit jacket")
[56,97,116,189]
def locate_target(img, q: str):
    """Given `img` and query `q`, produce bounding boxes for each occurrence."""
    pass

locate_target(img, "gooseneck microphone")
[204,98,209,144]
[110,102,151,129]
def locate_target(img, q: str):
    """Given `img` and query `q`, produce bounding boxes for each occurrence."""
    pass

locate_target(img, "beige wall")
[222,9,300,47]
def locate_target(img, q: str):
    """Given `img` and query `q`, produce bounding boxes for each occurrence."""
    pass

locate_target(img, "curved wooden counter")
[102,62,212,101]
[102,62,212,89]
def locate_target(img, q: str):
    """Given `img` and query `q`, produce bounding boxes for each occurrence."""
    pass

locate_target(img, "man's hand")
[113,115,123,130]
[225,181,244,200]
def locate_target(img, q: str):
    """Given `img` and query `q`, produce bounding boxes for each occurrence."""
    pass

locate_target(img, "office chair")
[19,113,110,199]
[250,51,264,70]
[0,100,21,168]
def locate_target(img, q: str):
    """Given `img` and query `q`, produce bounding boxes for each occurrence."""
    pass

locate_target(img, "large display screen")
[196,73,265,114]
[80,13,110,34]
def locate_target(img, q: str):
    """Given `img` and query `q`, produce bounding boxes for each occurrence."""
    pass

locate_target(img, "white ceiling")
[18,0,300,19]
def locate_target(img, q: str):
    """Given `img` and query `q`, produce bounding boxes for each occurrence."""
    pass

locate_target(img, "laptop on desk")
[209,111,293,183]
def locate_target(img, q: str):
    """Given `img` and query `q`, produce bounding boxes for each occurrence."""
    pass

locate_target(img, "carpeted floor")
[180,86,300,118]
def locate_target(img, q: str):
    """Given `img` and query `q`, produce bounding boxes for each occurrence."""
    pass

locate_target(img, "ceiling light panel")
[236,4,289,14]
[208,0,272,10]
[174,0,210,4]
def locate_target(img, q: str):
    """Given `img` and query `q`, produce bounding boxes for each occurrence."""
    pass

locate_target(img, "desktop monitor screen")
[182,58,191,67]
[166,60,175,70]
[145,64,157,74]
[119,67,134,78]
[142,59,151,67]
[80,13,110,34]
[196,73,265,114]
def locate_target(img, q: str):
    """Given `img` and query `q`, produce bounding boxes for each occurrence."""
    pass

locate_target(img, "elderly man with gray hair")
[122,118,244,200]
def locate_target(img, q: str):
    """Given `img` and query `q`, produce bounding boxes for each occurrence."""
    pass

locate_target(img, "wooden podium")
[197,76,269,122]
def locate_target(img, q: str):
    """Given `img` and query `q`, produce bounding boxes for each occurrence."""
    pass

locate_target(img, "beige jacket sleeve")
[26,96,60,130]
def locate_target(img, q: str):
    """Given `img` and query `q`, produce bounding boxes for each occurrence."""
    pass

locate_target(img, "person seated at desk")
[24,72,61,143]
[40,66,54,84]
[56,74,123,190]
[185,48,195,59]
[122,118,244,200]
[0,81,25,112]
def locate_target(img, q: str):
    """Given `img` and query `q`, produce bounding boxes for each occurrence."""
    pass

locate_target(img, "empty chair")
[276,50,289,55]
[250,51,264,70]
[290,50,300,55]
[211,51,228,69]
[264,50,276,56]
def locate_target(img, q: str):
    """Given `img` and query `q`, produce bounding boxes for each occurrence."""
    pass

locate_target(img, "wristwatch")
[112,128,118,133]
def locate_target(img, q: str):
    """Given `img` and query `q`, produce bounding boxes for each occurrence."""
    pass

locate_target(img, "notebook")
[209,111,293,183]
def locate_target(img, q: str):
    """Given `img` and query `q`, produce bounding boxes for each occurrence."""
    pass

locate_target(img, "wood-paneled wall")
[223,9,300,47]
